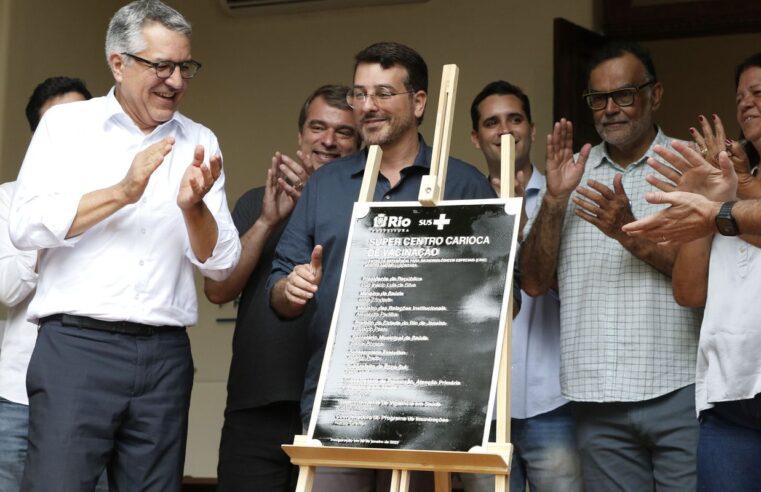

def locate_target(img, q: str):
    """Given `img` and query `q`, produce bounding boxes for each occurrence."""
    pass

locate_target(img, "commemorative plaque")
[309,199,521,452]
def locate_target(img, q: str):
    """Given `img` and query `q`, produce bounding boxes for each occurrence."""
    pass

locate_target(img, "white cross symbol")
[432,213,451,230]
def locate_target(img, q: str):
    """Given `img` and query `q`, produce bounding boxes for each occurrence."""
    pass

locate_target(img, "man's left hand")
[178,145,221,209]
[573,173,634,241]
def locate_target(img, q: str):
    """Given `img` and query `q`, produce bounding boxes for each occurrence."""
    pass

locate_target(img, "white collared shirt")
[0,181,38,405]
[9,89,241,327]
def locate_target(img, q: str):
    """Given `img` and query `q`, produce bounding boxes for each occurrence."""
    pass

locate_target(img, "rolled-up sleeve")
[9,115,84,251]
[0,183,38,307]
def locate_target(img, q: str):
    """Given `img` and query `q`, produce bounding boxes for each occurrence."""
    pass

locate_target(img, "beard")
[360,108,416,146]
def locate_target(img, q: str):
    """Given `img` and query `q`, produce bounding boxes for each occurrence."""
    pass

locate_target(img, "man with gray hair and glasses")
[10,1,240,490]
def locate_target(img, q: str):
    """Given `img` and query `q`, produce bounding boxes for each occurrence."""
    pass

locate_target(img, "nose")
[322,129,337,148]
[738,92,754,111]
[604,96,620,114]
[498,122,513,136]
[164,66,184,89]
[360,95,379,111]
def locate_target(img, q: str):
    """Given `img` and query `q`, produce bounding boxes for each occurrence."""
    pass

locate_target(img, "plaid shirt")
[526,129,701,402]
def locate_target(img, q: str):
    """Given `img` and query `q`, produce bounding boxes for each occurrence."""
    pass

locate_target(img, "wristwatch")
[715,201,740,236]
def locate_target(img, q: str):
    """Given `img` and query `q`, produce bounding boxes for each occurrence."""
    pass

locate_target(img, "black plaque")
[310,199,521,452]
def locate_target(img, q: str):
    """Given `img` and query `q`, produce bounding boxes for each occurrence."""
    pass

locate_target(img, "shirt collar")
[349,134,431,177]
[592,126,666,170]
[104,87,187,136]
[522,163,544,193]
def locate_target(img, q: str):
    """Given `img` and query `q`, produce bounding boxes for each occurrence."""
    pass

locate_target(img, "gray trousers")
[572,385,699,492]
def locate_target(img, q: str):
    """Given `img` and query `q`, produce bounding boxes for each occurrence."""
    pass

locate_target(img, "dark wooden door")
[553,18,605,153]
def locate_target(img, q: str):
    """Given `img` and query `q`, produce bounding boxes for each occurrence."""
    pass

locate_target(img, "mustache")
[601,118,628,125]
[361,112,388,124]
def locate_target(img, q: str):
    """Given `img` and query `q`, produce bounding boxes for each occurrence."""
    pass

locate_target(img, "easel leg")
[434,471,451,491]
[295,465,315,492]
[495,474,509,492]
[390,469,411,492]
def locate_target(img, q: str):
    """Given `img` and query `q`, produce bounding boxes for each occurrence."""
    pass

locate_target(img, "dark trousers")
[21,320,194,492]
[698,393,761,491]
[217,402,302,492]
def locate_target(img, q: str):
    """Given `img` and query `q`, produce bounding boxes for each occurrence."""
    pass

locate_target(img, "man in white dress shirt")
[9,1,240,490]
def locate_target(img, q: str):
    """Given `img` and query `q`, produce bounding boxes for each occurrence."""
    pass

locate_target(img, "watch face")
[716,216,739,236]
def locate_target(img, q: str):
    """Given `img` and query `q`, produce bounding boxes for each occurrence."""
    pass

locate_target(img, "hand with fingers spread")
[274,151,313,200]
[623,152,738,244]
[645,141,738,202]
[283,245,323,307]
[621,191,719,245]
[120,138,174,203]
[573,174,635,241]
[261,155,298,227]
[545,119,592,203]
[178,145,222,209]
[689,114,727,166]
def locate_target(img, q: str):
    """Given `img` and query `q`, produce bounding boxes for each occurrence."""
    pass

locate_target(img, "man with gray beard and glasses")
[520,41,701,492]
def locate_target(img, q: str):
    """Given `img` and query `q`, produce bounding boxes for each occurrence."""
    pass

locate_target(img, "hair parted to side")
[470,80,532,131]
[105,0,191,63]
[25,76,92,132]
[354,41,428,124]
[298,84,353,131]
[587,40,658,86]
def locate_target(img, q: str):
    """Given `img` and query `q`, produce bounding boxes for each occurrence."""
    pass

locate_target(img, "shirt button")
[141,198,147,204]
[384,195,391,200]
[141,228,146,234]
[139,260,145,266]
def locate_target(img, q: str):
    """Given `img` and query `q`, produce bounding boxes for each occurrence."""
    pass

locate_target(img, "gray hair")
[105,0,191,63]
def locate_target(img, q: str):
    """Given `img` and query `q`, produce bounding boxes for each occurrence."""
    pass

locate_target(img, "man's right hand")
[283,245,323,306]
[120,138,174,204]
[545,119,591,203]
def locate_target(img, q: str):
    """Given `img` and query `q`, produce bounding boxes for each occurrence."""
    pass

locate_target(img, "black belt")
[41,314,185,336]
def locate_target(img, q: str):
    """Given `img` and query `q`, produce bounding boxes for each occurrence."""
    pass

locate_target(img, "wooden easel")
[283,65,518,492]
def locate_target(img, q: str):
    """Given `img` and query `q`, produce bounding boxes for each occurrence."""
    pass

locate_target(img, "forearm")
[520,195,567,296]
[732,200,761,235]
[204,218,276,304]
[67,185,130,239]
[183,201,219,263]
[671,236,711,307]
[270,276,307,319]
[736,177,761,200]
[618,235,677,276]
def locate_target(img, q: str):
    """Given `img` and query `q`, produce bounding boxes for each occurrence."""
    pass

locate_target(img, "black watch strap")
[715,201,740,236]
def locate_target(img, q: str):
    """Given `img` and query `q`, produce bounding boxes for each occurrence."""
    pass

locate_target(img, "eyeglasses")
[582,80,655,110]
[121,53,202,79]
[346,87,414,108]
